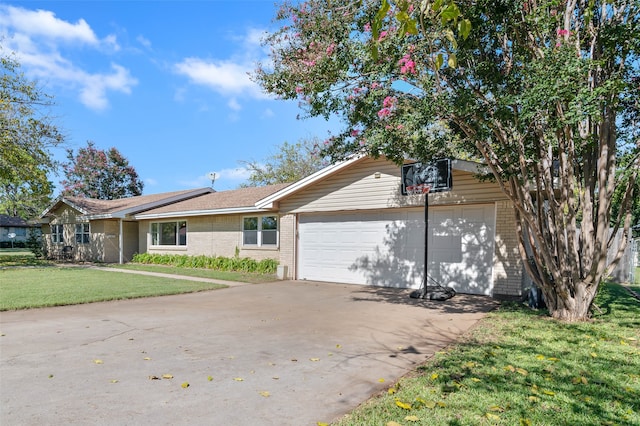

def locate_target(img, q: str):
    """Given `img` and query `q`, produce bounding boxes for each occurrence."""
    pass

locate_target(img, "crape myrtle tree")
[239,137,329,187]
[1,52,62,218]
[255,0,640,321]
[62,141,144,200]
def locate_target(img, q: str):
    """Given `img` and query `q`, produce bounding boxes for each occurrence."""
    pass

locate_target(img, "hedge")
[131,253,278,274]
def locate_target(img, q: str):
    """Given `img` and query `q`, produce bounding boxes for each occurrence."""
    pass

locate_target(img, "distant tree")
[61,141,144,199]
[0,50,62,219]
[239,138,329,187]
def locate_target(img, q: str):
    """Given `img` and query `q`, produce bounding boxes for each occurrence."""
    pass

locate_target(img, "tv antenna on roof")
[206,172,217,189]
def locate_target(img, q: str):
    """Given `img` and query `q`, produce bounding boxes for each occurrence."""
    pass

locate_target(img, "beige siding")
[278,214,296,279]
[279,157,507,214]
[492,201,524,297]
[138,214,281,263]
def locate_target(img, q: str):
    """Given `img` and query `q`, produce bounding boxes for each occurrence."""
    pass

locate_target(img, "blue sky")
[1,1,334,194]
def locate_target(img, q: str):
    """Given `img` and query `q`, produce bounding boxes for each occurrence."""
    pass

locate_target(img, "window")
[51,224,64,244]
[151,221,187,246]
[75,223,90,244]
[15,228,26,237]
[243,216,278,247]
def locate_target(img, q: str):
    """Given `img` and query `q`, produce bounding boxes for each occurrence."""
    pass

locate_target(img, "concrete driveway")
[0,280,497,425]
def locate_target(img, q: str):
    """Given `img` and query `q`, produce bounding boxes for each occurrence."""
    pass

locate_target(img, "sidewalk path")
[89,266,255,287]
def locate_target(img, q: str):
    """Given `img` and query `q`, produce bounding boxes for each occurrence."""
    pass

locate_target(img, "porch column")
[119,219,124,264]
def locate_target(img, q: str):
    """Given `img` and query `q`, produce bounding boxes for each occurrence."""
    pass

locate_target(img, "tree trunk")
[540,280,598,322]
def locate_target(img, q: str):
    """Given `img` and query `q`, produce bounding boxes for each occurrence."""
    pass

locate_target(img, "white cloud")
[228,97,242,111]
[144,178,158,186]
[261,108,275,118]
[0,4,134,111]
[136,35,151,49]
[179,167,253,189]
[174,57,266,99]
[0,5,98,45]
[173,27,271,101]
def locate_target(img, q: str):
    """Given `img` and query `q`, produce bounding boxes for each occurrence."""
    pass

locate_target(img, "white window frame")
[242,215,278,247]
[51,224,64,244]
[150,220,187,247]
[75,223,90,244]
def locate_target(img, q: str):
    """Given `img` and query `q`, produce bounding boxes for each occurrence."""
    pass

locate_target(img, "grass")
[0,248,53,267]
[333,283,640,426]
[108,263,277,284]
[0,267,228,310]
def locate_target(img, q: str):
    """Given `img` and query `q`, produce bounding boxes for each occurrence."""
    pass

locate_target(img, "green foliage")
[61,141,144,200]
[335,283,640,425]
[131,253,279,274]
[0,50,61,218]
[239,138,329,187]
[257,0,640,320]
[25,228,43,258]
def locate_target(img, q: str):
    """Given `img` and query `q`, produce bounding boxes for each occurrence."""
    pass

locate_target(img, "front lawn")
[333,283,640,426]
[0,267,227,310]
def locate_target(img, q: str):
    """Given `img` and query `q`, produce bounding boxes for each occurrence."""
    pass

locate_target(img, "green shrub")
[131,253,278,274]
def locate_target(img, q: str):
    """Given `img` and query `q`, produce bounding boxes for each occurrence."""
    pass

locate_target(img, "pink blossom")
[302,60,316,66]
[350,129,360,137]
[364,22,371,32]
[378,108,392,118]
[557,28,569,36]
[382,96,396,108]
[295,86,304,94]
[326,43,336,55]
[399,54,416,75]
[371,82,381,89]
[378,30,388,41]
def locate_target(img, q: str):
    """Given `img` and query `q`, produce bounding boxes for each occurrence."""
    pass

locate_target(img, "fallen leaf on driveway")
[233,377,244,381]
[207,376,213,381]
[310,358,320,362]
[93,359,103,364]
[162,374,173,379]
[181,382,189,388]
[259,391,270,397]
[149,376,160,380]
[143,357,151,361]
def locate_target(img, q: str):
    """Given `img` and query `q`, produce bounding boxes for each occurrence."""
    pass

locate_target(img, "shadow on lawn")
[414,283,640,425]
[0,255,56,268]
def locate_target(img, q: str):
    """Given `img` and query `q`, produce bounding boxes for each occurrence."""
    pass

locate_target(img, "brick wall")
[492,201,525,298]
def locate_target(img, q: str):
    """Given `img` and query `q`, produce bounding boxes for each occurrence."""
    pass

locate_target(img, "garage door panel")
[299,206,495,295]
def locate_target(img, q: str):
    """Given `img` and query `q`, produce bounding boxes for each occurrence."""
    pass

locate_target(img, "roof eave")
[134,206,274,220]
[255,155,366,209]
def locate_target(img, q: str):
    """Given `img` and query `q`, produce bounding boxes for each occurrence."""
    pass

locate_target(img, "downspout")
[119,219,124,264]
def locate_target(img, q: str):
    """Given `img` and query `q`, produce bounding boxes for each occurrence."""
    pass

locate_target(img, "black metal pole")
[422,191,429,298]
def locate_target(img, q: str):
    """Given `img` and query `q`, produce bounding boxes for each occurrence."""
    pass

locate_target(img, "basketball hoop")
[405,184,431,196]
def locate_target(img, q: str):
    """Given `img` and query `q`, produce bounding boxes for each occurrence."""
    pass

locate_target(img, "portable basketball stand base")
[406,184,456,301]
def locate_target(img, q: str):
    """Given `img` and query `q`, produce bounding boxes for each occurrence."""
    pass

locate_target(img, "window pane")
[262,230,277,245]
[151,223,158,245]
[178,221,187,246]
[262,216,277,230]
[243,230,258,245]
[243,217,258,231]
[160,222,177,245]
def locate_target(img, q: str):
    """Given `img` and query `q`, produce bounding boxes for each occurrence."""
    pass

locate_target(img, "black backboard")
[401,159,452,195]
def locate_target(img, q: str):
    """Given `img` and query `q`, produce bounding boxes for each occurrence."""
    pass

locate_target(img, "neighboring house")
[40,156,527,299]
[40,188,214,263]
[0,214,41,247]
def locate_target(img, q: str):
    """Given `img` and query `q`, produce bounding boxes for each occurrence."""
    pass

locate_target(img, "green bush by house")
[131,253,278,274]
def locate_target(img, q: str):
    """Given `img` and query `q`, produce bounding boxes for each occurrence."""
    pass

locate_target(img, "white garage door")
[298,205,496,295]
